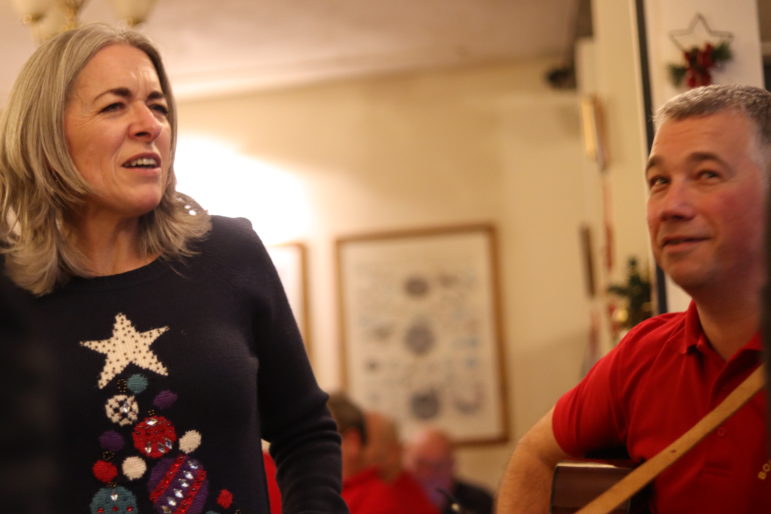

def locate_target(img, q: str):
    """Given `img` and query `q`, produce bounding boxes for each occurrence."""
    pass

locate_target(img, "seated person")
[327,393,402,514]
[261,447,282,514]
[405,427,494,514]
[364,411,438,514]
[495,84,771,513]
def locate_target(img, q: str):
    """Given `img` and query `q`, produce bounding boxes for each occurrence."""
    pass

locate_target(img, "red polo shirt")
[390,470,439,514]
[553,302,770,513]
[343,467,403,514]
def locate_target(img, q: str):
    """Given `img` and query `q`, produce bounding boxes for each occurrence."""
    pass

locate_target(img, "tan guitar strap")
[576,363,766,514]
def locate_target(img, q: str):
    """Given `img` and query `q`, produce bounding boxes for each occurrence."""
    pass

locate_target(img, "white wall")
[176,58,593,489]
[590,0,651,290]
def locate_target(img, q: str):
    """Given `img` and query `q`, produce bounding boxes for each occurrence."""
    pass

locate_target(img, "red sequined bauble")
[132,416,177,458]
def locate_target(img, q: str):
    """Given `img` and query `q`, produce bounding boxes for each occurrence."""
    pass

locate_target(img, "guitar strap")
[576,363,766,514]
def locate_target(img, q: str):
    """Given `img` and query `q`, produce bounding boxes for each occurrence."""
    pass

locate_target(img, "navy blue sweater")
[31,216,347,514]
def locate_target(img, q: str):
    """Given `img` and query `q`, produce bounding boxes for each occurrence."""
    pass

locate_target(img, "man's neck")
[694,291,760,360]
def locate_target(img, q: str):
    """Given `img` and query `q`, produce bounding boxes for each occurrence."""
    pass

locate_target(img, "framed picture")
[336,224,508,445]
[580,94,608,171]
[268,242,311,352]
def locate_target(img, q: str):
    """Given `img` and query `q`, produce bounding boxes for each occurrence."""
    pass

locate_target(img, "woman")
[0,24,347,514]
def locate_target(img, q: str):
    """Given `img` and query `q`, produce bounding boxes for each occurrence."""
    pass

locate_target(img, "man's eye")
[698,170,719,180]
[647,175,668,189]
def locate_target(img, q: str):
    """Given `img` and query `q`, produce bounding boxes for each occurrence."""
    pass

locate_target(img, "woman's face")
[64,43,171,223]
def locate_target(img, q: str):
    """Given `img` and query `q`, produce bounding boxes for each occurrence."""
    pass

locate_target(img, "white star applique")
[80,313,170,389]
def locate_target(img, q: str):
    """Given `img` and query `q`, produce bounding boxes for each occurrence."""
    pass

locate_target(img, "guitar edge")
[550,460,649,514]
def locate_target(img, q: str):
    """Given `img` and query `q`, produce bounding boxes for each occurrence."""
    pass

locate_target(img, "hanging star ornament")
[668,13,733,88]
[81,313,170,389]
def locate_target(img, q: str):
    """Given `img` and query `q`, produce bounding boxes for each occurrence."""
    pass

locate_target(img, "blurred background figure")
[327,393,401,514]
[364,411,438,514]
[405,427,494,514]
[261,447,282,514]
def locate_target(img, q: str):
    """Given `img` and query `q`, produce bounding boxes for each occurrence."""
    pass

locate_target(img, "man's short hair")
[654,84,771,155]
[327,392,368,445]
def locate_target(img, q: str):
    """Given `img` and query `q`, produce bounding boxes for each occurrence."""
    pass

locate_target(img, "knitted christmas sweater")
[31,216,347,514]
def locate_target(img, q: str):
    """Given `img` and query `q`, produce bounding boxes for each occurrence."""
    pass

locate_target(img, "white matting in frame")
[336,224,509,445]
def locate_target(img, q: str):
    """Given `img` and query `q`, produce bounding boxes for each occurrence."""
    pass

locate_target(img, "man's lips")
[659,236,709,248]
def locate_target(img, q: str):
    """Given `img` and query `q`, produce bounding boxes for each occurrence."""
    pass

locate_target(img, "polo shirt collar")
[680,300,762,354]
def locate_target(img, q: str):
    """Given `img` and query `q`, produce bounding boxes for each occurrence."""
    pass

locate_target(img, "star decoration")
[669,13,733,52]
[81,313,170,389]
[667,13,733,88]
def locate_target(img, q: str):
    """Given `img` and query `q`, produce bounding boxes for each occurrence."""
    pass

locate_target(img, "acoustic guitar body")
[550,460,649,514]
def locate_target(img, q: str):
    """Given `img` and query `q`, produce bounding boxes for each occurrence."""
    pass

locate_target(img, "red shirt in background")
[342,467,403,514]
[262,451,282,514]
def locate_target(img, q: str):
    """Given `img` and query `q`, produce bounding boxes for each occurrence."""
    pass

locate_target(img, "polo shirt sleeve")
[552,344,626,456]
[552,313,677,457]
[552,312,682,458]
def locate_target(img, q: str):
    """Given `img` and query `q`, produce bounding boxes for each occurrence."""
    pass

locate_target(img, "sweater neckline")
[63,256,171,293]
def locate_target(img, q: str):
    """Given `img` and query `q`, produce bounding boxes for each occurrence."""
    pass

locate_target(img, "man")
[405,427,494,514]
[496,84,771,513]
[364,412,438,514]
[327,392,402,514]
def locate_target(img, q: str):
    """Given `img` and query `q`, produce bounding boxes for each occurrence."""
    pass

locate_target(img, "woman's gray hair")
[0,23,210,295]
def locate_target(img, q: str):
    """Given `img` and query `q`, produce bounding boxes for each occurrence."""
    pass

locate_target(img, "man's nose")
[652,180,695,221]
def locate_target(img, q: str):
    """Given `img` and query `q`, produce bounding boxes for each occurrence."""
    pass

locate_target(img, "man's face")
[645,110,767,295]
[404,437,454,506]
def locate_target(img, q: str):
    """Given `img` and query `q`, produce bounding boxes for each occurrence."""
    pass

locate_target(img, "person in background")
[327,393,402,514]
[0,24,346,513]
[495,84,771,512]
[364,411,438,514]
[262,448,283,514]
[404,427,494,514]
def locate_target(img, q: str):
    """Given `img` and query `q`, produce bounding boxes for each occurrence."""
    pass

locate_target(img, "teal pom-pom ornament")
[127,374,149,394]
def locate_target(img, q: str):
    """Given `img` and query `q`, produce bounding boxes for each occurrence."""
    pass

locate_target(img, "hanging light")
[108,0,157,27]
[9,0,52,24]
[9,0,158,43]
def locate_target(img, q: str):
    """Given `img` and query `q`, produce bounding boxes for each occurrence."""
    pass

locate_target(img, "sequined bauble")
[149,455,209,514]
[105,394,139,427]
[90,486,137,513]
[133,415,177,458]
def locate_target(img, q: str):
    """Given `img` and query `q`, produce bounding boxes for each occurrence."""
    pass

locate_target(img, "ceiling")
[0,0,580,103]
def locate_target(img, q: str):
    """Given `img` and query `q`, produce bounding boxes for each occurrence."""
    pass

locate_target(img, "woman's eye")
[151,104,169,115]
[100,102,123,113]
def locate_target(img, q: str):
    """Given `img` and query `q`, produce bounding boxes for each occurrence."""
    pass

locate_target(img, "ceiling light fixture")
[10,0,157,43]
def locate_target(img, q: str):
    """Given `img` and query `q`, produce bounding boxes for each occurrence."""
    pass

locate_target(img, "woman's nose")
[129,103,163,141]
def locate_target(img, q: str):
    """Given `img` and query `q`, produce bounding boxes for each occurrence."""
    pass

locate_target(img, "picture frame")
[268,242,312,353]
[335,224,509,445]
[580,94,608,171]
